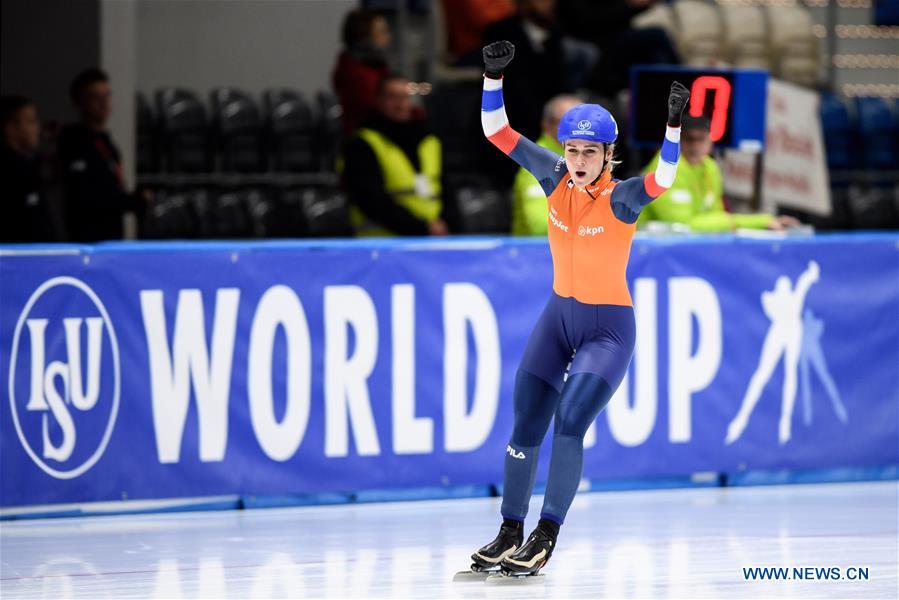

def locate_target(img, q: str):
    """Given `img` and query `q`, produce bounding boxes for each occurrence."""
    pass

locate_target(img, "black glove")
[667,81,690,127]
[482,40,515,79]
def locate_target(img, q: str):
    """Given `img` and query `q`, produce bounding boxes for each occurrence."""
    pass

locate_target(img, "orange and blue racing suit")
[481,75,680,525]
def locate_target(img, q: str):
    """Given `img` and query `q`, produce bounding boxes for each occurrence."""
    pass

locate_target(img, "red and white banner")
[761,79,831,216]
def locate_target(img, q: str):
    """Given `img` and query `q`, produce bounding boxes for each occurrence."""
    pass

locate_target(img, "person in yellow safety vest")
[342,75,449,236]
[639,115,800,233]
[511,94,581,236]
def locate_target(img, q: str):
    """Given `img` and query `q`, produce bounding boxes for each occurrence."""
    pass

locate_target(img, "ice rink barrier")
[2,233,897,514]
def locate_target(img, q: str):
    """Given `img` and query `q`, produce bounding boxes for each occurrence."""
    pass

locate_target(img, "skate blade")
[485,572,545,585]
[452,570,493,582]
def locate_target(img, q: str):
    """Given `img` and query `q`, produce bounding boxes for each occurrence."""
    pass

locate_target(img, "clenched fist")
[667,81,690,127]
[483,40,515,79]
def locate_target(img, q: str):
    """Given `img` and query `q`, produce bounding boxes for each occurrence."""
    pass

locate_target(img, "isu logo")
[8,277,121,479]
[577,120,591,131]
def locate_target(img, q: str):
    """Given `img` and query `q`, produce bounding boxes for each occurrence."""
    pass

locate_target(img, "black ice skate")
[498,523,555,578]
[452,520,523,582]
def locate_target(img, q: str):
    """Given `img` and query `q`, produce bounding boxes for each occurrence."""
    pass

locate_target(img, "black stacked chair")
[155,88,210,172]
[141,190,198,239]
[243,187,302,237]
[263,89,316,172]
[316,91,343,172]
[244,187,278,237]
[280,186,352,237]
[136,92,159,173]
[187,187,252,238]
[141,87,359,239]
[446,175,511,234]
[827,186,854,230]
[210,88,264,172]
[846,184,899,230]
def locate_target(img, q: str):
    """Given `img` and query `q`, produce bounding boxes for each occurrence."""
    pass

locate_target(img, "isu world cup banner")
[1,235,897,509]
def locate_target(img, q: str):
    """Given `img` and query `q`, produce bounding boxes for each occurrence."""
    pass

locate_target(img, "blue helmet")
[557,104,618,144]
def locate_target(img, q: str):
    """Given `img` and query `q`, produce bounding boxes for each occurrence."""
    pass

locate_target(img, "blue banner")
[2,235,897,509]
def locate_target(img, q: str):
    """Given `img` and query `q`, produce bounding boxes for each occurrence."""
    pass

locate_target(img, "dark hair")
[0,95,34,127]
[69,68,109,104]
[342,9,382,48]
[682,114,711,132]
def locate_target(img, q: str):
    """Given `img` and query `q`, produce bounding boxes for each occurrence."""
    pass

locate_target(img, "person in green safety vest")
[342,75,449,236]
[511,94,581,236]
[639,115,800,233]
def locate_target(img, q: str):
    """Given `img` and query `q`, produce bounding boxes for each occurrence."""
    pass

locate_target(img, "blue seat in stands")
[893,98,899,167]
[854,96,895,170]
[818,92,853,170]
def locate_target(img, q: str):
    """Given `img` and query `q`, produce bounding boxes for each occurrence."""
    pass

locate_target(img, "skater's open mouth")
[575,171,586,178]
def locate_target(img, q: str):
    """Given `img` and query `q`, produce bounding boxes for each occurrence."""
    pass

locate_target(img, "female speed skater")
[468,40,689,578]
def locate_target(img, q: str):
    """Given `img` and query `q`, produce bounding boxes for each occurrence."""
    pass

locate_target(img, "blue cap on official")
[557,104,618,144]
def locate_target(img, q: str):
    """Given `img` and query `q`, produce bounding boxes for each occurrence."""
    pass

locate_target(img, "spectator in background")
[343,75,448,237]
[440,0,516,64]
[639,115,800,232]
[559,0,679,98]
[0,96,57,243]
[483,0,570,143]
[511,94,580,235]
[59,68,144,242]
[333,9,393,136]
[481,0,571,186]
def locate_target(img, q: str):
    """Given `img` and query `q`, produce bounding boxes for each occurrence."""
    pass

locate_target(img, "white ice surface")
[1,481,896,599]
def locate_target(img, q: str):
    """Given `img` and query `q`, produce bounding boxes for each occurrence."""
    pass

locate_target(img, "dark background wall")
[1,0,100,127]
[135,0,354,99]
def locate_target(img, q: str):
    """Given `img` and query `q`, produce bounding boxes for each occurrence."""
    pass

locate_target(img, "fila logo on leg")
[506,445,526,460]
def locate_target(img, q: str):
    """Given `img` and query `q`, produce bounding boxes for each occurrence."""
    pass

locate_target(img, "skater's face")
[564,139,611,188]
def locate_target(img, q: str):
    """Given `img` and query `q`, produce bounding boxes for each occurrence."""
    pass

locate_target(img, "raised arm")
[610,82,690,224]
[481,41,566,196]
[793,260,820,304]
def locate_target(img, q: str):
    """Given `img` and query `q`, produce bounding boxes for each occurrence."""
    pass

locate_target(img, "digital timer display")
[629,66,768,151]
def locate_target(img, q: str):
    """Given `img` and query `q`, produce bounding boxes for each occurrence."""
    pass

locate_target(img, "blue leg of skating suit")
[540,373,615,524]
[501,369,560,521]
